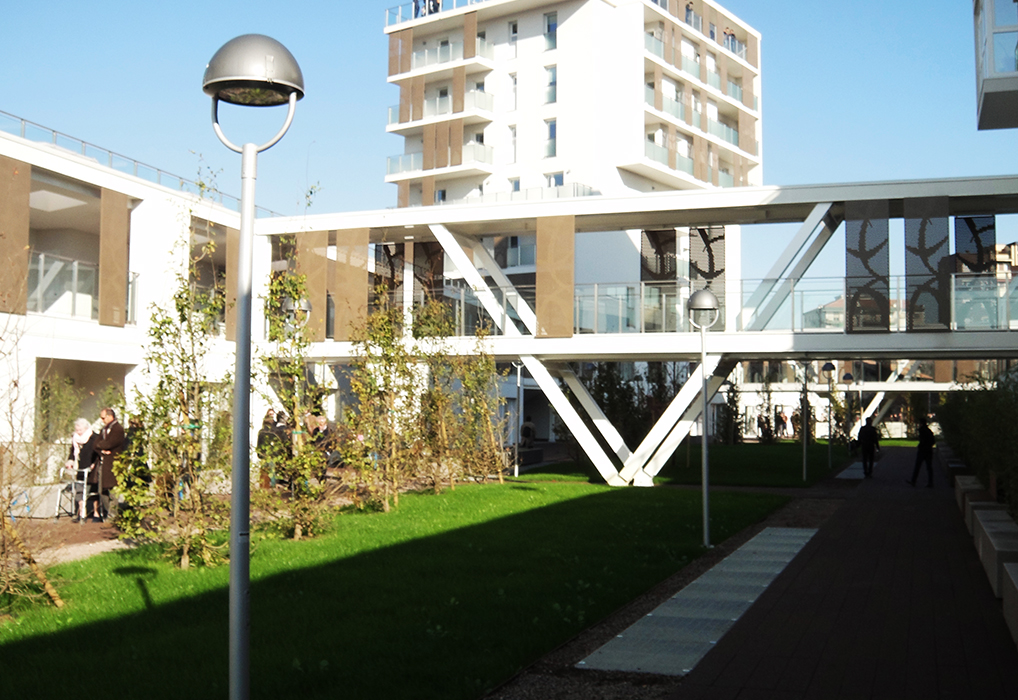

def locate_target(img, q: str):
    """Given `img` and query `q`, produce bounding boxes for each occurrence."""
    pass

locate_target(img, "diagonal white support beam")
[745,204,841,331]
[430,224,519,337]
[430,225,624,485]
[452,231,538,335]
[522,356,626,485]
[865,360,914,431]
[617,354,722,484]
[551,363,633,464]
[638,360,734,483]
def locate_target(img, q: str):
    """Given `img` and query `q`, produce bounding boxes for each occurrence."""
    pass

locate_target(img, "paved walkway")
[666,447,1018,699]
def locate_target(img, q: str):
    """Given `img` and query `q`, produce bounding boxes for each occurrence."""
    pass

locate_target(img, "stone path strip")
[577,527,817,676]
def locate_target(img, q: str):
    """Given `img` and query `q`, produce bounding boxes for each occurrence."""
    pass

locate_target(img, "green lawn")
[1,482,787,699]
[521,441,846,488]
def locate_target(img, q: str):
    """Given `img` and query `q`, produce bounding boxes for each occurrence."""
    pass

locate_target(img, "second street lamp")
[822,362,835,471]
[203,33,305,700]
[688,288,720,548]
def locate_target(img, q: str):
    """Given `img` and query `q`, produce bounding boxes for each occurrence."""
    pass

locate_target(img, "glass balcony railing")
[645,33,665,59]
[0,110,277,218]
[452,183,597,206]
[663,95,685,120]
[387,90,494,125]
[719,170,734,187]
[707,70,721,90]
[386,141,493,176]
[387,151,424,175]
[707,118,740,146]
[544,139,557,158]
[681,55,700,77]
[26,251,138,324]
[544,84,557,104]
[644,141,694,175]
[386,0,497,27]
[723,36,747,61]
[684,10,704,33]
[408,37,493,72]
[544,31,557,50]
[727,80,743,103]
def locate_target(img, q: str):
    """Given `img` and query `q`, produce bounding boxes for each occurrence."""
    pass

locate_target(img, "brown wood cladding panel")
[99,189,129,327]
[297,230,329,342]
[422,176,435,207]
[738,111,756,155]
[536,216,574,338]
[453,67,466,113]
[667,124,677,170]
[399,83,411,123]
[225,226,239,341]
[934,360,953,384]
[746,34,759,68]
[683,90,693,126]
[411,76,425,122]
[388,33,400,76]
[0,155,30,314]
[693,135,707,181]
[653,65,663,111]
[450,119,464,166]
[743,81,755,111]
[397,181,410,208]
[463,12,477,59]
[423,123,436,170]
[399,29,413,74]
[332,228,369,341]
[436,123,450,168]
[956,360,977,382]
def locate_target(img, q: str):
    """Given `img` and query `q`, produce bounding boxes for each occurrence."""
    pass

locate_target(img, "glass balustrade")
[707,118,739,146]
[644,33,665,59]
[388,90,494,126]
[681,55,700,77]
[662,94,685,120]
[26,251,138,324]
[727,80,743,102]
[365,272,1018,338]
[707,71,721,90]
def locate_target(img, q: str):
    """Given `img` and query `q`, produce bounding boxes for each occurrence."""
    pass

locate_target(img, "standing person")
[858,417,880,478]
[91,407,125,522]
[256,410,282,488]
[908,417,936,487]
[778,410,788,438]
[65,418,97,522]
[520,416,536,448]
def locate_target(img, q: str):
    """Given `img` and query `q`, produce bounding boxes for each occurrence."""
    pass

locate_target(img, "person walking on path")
[907,417,936,487]
[858,416,880,478]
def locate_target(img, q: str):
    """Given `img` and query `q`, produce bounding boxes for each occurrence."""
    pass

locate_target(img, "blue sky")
[4,0,1018,276]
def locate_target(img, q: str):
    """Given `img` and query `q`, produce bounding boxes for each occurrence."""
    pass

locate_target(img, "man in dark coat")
[91,406,125,521]
[857,417,880,478]
[908,417,936,487]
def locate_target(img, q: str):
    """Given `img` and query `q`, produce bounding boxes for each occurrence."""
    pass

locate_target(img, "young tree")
[116,222,232,569]
[256,247,332,539]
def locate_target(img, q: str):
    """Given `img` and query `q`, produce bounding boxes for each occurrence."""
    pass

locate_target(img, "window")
[434,189,447,204]
[438,87,449,98]
[509,125,517,163]
[545,119,557,157]
[509,73,517,110]
[475,81,485,92]
[545,65,557,103]
[544,12,557,50]
[546,172,564,187]
[474,131,484,145]
[509,177,520,192]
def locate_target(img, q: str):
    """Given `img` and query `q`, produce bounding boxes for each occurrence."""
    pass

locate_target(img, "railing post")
[789,277,795,332]
[640,282,646,333]
[593,283,599,334]
[71,260,79,317]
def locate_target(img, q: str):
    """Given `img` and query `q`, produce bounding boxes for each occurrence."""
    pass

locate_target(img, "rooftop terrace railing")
[27,251,139,324]
[0,109,279,218]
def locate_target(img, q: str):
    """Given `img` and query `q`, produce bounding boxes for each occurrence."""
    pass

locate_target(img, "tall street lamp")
[821,362,835,471]
[688,288,719,548]
[203,34,304,700]
[842,372,854,442]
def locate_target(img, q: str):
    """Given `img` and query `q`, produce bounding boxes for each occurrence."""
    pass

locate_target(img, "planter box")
[1004,563,1018,648]
[955,475,984,511]
[974,509,1018,598]
[964,490,1007,534]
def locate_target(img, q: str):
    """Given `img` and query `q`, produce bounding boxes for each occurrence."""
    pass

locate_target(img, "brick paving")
[668,447,1018,699]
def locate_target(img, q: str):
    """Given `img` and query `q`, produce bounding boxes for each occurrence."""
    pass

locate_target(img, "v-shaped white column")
[429,224,627,485]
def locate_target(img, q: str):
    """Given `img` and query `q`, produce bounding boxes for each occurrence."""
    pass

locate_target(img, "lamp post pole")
[842,371,854,445]
[822,362,835,471]
[203,34,304,700]
[688,289,719,548]
[512,360,523,477]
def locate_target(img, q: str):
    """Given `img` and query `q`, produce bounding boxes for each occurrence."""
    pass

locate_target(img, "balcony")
[454,183,597,206]
[387,89,494,128]
[644,141,694,175]
[27,251,138,324]
[707,70,721,90]
[645,33,665,59]
[391,37,494,77]
[386,0,496,27]
[727,80,743,103]
[706,118,739,147]
[723,35,747,61]
[680,55,700,78]
[645,85,686,122]
[386,141,495,180]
